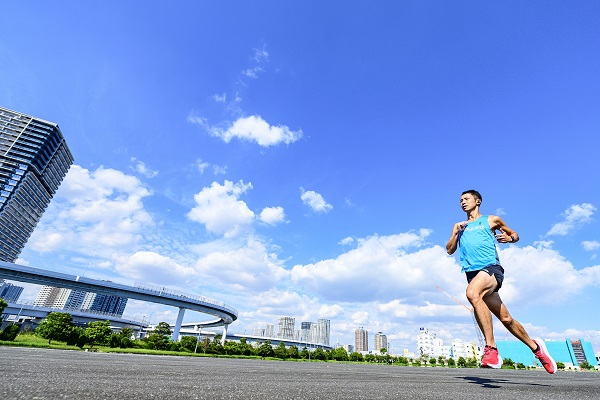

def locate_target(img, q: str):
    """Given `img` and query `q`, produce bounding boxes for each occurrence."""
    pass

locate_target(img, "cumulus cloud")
[27,165,153,257]
[291,230,461,303]
[194,237,289,291]
[130,157,158,178]
[319,304,344,318]
[188,114,302,147]
[187,180,255,238]
[114,251,196,284]
[546,203,596,236]
[582,240,600,251]
[300,188,333,213]
[259,206,286,225]
[352,311,370,325]
[498,245,600,304]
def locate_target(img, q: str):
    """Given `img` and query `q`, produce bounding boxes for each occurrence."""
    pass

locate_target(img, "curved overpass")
[0,261,238,340]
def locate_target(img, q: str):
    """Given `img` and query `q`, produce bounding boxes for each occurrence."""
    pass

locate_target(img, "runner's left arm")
[489,215,519,243]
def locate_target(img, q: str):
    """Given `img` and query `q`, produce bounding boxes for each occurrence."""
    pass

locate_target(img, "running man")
[446,190,556,373]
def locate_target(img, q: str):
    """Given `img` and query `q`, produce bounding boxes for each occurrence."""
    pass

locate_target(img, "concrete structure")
[277,316,295,340]
[355,327,368,352]
[2,301,145,330]
[374,332,388,352]
[0,261,237,343]
[0,106,73,262]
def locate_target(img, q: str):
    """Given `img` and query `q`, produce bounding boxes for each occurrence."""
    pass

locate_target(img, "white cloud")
[319,304,344,318]
[213,93,226,103]
[196,159,210,174]
[379,300,469,319]
[339,237,354,245]
[27,165,153,257]
[223,115,302,147]
[194,238,289,291]
[582,240,600,251]
[259,206,286,225]
[189,114,303,147]
[352,311,370,325]
[195,159,227,175]
[300,188,333,213]
[187,180,255,238]
[546,203,596,236]
[498,245,600,304]
[114,251,197,285]
[130,157,158,178]
[291,230,460,303]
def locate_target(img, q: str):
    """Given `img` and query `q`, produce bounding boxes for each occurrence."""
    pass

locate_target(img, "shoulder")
[487,215,505,228]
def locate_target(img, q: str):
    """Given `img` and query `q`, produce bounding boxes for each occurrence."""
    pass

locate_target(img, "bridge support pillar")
[172,307,186,341]
[221,324,229,346]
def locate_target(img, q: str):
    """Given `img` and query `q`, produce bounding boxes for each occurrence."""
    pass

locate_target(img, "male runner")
[446,190,556,373]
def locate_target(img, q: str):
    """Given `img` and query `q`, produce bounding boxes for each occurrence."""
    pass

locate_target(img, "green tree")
[287,345,300,359]
[236,337,254,356]
[0,324,20,341]
[457,356,467,368]
[447,357,456,367]
[556,361,565,370]
[300,346,310,359]
[36,312,74,344]
[579,361,593,370]
[331,347,349,361]
[396,356,409,365]
[274,341,288,359]
[438,356,445,367]
[153,322,172,336]
[502,358,515,368]
[66,326,87,348]
[364,353,376,363]
[257,340,274,358]
[313,347,327,360]
[84,320,112,348]
[429,357,437,367]
[349,352,363,362]
[0,298,7,320]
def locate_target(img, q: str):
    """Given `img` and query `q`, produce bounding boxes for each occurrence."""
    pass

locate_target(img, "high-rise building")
[300,321,313,343]
[33,285,67,307]
[0,107,74,262]
[277,316,295,340]
[417,327,444,357]
[355,327,368,352]
[314,319,330,346]
[0,280,24,302]
[374,332,388,352]
[264,323,274,338]
[82,292,128,316]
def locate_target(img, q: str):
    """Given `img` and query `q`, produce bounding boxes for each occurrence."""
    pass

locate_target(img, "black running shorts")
[465,264,505,292]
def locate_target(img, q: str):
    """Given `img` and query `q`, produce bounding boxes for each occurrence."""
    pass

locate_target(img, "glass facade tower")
[0,106,74,262]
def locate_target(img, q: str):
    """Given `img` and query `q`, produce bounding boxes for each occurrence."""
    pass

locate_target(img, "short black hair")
[462,189,482,203]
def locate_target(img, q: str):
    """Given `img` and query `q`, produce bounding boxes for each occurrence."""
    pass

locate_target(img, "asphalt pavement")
[1,346,598,399]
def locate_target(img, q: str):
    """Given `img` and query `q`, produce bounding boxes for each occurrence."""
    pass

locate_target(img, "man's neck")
[466,209,482,221]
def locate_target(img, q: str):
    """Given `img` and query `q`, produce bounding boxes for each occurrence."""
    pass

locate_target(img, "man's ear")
[476,200,481,205]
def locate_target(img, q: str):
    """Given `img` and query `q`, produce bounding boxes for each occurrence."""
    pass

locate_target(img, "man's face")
[460,193,478,211]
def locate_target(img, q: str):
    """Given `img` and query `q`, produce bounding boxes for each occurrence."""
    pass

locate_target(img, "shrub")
[0,324,20,341]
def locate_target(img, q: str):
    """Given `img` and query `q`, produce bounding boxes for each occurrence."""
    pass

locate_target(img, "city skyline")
[1,2,599,352]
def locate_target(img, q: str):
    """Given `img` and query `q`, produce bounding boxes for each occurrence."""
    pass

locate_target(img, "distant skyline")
[1,2,599,352]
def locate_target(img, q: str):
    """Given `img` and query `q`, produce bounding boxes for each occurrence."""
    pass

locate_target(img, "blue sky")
[2,1,599,353]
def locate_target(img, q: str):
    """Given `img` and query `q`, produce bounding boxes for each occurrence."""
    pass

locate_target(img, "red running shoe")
[533,339,557,374]
[481,345,502,368]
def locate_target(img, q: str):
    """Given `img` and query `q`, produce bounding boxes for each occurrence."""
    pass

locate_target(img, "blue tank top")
[458,215,500,272]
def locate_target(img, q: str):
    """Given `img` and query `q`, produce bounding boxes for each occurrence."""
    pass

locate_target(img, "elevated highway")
[0,261,238,341]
